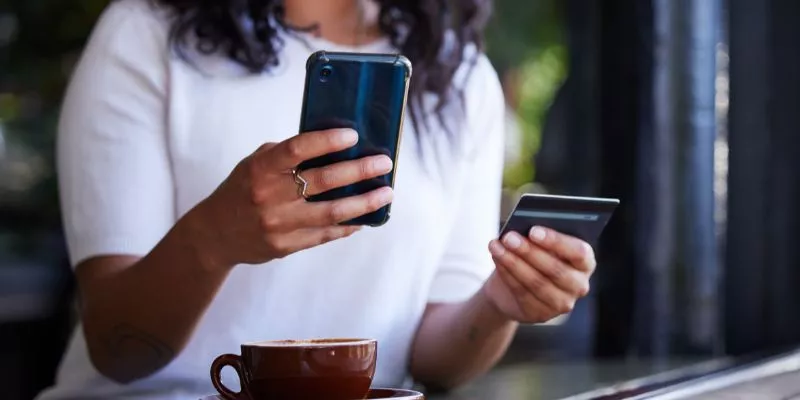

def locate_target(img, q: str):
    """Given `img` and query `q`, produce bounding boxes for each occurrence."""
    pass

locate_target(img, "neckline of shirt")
[287,30,394,54]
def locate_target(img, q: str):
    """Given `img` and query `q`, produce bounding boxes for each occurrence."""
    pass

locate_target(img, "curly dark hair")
[153,0,493,138]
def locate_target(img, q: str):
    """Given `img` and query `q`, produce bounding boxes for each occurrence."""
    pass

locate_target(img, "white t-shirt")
[38,0,505,398]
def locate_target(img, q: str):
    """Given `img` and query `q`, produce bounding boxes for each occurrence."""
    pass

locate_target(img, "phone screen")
[297,52,410,226]
[500,194,619,246]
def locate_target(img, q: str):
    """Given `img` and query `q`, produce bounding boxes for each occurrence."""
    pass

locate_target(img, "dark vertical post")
[763,0,800,349]
[663,0,721,355]
[559,0,601,196]
[535,0,600,197]
[630,0,672,358]
[594,0,721,358]
[724,0,770,356]
[593,0,653,357]
[726,0,800,355]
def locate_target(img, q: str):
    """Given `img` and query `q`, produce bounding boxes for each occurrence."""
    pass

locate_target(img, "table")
[427,349,800,400]
[622,349,800,400]
[425,358,707,400]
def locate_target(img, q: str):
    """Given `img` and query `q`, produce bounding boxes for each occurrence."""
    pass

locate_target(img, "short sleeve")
[57,1,175,267]
[427,55,506,303]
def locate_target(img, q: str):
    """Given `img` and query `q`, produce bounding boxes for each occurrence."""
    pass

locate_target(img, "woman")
[38,0,596,398]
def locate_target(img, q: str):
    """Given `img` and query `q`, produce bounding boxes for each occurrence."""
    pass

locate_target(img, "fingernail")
[530,226,546,242]
[337,129,358,145]
[342,226,361,237]
[489,240,506,256]
[374,156,394,173]
[581,242,593,256]
[503,232,523,249]
[376,187,394,205]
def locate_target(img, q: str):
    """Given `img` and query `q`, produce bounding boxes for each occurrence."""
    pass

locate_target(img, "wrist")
[477,278,516,326]
[177,204,235,274]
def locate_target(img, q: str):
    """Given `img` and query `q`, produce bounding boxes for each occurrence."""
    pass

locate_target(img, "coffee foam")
[244,338,375,347]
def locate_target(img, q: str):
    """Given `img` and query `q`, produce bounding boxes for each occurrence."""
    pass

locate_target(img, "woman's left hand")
[482,226,596,324]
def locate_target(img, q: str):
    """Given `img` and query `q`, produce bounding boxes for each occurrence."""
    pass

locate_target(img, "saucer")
[199,387,424,399]
[367,388,425,399]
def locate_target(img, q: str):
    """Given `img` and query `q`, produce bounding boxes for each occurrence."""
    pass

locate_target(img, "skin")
[77,129,396,383]
[411,227,595,390]
[74,0,596,389]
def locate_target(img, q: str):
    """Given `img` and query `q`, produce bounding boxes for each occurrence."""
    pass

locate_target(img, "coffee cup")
[210,338,377,400]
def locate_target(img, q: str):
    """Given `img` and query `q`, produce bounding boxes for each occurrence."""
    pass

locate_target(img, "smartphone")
[500,194,620,246]
[296,51,412,226]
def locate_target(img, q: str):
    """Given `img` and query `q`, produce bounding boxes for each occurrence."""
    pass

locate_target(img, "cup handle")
[210,354,246,400]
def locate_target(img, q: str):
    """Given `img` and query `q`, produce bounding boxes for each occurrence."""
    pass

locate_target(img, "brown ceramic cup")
[210,338,377,400]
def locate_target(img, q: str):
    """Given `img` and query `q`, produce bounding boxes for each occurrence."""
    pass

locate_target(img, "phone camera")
[320,65,333,82]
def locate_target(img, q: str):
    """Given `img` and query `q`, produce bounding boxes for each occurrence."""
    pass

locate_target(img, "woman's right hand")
[187,128,394,271]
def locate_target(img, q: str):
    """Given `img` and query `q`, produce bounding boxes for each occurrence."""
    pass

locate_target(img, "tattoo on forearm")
[103,323,175,372]
[468,326,479,342]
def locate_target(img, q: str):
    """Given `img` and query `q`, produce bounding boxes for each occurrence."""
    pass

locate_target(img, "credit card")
[500,194,620,246]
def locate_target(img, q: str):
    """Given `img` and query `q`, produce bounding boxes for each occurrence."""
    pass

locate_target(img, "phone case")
[297,51,412,227]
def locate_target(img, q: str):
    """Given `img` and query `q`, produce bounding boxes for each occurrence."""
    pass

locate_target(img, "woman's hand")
[188,128,394,271]
[482,227,596,324]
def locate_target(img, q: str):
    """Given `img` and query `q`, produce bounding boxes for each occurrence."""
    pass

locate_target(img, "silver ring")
[291,168,309,199]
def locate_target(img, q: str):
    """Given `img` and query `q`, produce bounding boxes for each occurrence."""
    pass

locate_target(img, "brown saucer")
[200,388,424,400]
[366,388,425,399]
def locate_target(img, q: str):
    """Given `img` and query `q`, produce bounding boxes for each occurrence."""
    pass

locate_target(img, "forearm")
[80,208,232,384]
[410,286,519,391]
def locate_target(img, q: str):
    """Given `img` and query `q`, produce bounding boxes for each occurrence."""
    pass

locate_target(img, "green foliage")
[0,93,19,121]
[503,45,567,189]
[485,0,564,69]
[0,0,108,216]
[485,0,567,189]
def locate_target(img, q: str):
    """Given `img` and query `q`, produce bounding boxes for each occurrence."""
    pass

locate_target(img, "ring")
[291,168,309,200]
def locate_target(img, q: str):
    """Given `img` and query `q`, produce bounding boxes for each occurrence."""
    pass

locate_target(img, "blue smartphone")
[500,194,620,246]
[297,51,412,227]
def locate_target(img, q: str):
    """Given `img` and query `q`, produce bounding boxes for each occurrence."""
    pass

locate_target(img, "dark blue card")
[500,194,619,246]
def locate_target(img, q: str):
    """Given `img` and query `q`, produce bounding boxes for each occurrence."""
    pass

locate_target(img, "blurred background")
[1,0,799,399]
